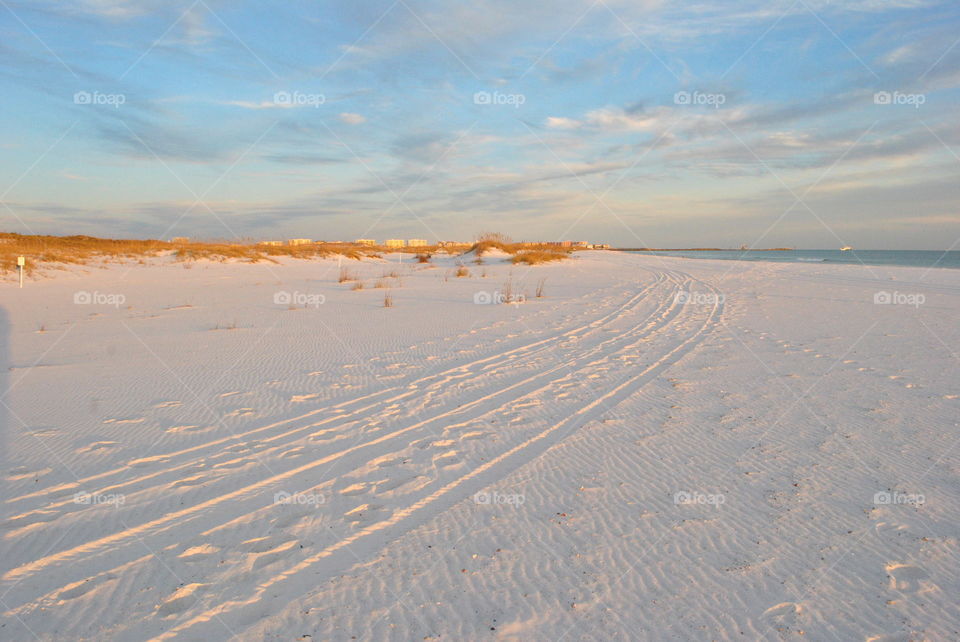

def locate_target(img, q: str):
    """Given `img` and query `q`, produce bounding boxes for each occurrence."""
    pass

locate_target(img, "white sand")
[2,251,958,640]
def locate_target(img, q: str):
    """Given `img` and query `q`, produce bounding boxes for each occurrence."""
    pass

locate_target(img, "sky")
[1,0,958,248]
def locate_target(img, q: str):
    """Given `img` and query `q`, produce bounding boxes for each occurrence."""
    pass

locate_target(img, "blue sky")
[1,0,958,248]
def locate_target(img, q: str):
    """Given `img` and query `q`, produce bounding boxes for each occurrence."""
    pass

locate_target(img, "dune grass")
[511,249,568,265]
[466,233,571,264]
[0,232,379,274]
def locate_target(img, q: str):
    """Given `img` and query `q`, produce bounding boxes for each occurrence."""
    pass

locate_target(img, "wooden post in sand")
[17,256,25,288]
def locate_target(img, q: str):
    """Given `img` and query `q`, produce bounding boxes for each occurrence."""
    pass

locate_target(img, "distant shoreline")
[614,247,794,252]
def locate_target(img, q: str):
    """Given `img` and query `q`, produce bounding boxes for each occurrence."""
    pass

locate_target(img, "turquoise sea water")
[622,250,960,269]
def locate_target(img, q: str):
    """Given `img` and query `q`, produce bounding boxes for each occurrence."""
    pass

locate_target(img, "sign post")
[17,256,25,288]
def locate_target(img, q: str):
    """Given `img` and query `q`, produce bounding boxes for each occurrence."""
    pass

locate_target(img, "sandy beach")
[2,250,958,640]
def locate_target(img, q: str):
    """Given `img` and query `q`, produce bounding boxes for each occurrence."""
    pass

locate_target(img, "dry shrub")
[351,281,364,290]
[339,267,358,283]
[383,291,393,307]
[511,250,568,265]
[455,265,470,277]
[416,253,431,263]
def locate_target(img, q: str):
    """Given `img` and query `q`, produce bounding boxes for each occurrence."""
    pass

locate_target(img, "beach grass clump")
[511,249,568,265]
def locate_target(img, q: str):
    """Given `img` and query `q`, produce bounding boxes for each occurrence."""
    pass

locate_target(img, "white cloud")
[545,116,582,129]
[339,112,366,125]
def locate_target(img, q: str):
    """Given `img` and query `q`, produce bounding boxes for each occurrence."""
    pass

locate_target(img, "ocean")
[621,249,960,269]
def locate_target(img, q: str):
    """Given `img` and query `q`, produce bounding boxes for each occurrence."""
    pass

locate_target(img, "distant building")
[354,239,376,246]
[287,238,313,246]
[170,237,189,243]
[594,244,611,249]
[407,239,428,247]
[572,241,590,248]
[384,239,406,248]
[258,240,283,246]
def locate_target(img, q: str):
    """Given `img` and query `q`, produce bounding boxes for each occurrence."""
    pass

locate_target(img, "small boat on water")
[840,246,853,251]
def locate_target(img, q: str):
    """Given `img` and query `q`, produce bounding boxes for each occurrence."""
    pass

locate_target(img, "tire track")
[4,270,688,604]
[4,273,667,520]
[152,270,724,640]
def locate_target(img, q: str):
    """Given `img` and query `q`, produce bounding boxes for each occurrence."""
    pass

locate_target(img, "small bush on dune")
[339,267,358,283]
[351,281,364,290]
[416,253,431,263]
[456,265,470,277]
[511,250,568,265]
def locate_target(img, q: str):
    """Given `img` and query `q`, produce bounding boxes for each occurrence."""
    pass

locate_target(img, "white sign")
[17,256,25,266]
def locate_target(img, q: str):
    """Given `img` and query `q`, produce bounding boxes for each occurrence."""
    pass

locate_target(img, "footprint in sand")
[170,475,207,489]
[127,454,172,468]
[373,456,406,468]
[338,482,370,496]
[249,539,299,570]
[178,544,220,562]
[166,424,213,434]
[373,474,428,494]
[57,574,118,601]
[762,602,801,632]
[237,536,299,570]
[278,446,307,459]
[212,458,254,470]
[459,431,491,441]
[77,441,120,454]
[885,563,929,592]
[432,450,460,468]
[224,408,255,419]
[6,465,53,481]
[309,428,338,442]
[157,583,206,616]
[344,503,387,525]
